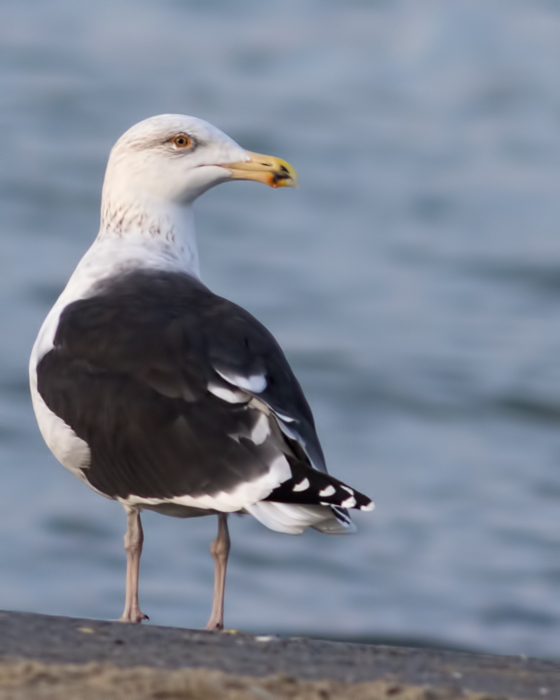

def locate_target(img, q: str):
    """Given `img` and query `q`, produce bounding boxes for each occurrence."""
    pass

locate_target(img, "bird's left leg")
[206,513,230,630]
[120,504,149,623]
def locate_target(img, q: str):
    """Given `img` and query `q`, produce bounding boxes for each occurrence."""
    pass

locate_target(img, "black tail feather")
[265,460,373,511]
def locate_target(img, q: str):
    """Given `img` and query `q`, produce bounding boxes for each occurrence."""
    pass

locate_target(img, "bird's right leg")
[120,504,149,623]
[206,513,231,630]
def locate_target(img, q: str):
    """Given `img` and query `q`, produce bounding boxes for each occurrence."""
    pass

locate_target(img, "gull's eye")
[172,133,192,149]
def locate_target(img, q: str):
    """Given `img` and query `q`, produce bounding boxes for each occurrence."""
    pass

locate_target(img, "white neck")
[96,195,200,279]
[31,178,204,368]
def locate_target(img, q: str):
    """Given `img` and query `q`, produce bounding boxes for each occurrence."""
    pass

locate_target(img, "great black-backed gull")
[29,114,373,629]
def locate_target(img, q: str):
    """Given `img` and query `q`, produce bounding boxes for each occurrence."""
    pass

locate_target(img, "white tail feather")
[246,501,356,535]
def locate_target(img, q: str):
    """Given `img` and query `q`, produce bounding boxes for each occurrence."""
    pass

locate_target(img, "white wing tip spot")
[341,485,354,495]
[208,382,246,404]
[250,413,270,445]
[246,374,267,393]
[360,501,375,511]
[215,369,267,394]
[293,478,310,492]
[341,496,357,508]
[318,485,336,497]
[275,411,296,423]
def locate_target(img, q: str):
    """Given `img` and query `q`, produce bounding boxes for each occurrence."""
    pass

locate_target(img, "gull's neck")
[94,194,200,279]
[32,188,202,365]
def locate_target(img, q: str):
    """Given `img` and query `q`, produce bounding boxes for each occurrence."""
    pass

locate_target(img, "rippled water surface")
[3,0,560,657]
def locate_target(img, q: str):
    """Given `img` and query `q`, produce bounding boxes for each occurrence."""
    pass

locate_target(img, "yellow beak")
[224,151,298,188]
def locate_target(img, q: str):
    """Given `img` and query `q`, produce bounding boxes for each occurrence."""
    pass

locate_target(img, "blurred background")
[2,0,560,658]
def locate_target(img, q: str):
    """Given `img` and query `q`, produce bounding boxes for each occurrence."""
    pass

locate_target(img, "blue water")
[3,0,560,657]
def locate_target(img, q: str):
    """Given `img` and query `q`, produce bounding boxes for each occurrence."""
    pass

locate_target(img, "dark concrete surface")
[0,610,559,699]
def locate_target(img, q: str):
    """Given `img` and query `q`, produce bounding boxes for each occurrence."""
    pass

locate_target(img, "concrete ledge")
[0,610,558,699]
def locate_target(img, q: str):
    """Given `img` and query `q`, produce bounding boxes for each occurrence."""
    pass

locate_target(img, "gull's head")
[103,114,298,207]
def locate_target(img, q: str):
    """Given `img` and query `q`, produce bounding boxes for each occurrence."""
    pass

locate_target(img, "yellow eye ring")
[172,133,192,149]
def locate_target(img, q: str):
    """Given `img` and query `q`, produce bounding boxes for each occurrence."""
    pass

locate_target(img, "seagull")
[29,114,374,630]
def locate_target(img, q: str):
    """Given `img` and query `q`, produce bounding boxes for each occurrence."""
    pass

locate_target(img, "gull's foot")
[205,618,224,631]
[119,610,149,623]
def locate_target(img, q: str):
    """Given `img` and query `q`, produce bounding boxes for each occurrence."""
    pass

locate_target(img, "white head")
[101,114,297,222]
[96,114,297,278]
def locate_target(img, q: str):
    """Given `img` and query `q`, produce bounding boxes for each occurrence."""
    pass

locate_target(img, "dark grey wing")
[198,288,327,474]
[37,269,371,511]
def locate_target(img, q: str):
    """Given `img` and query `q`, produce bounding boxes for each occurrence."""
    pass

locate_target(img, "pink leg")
[205,514,230,630]
[119,505,149,623]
